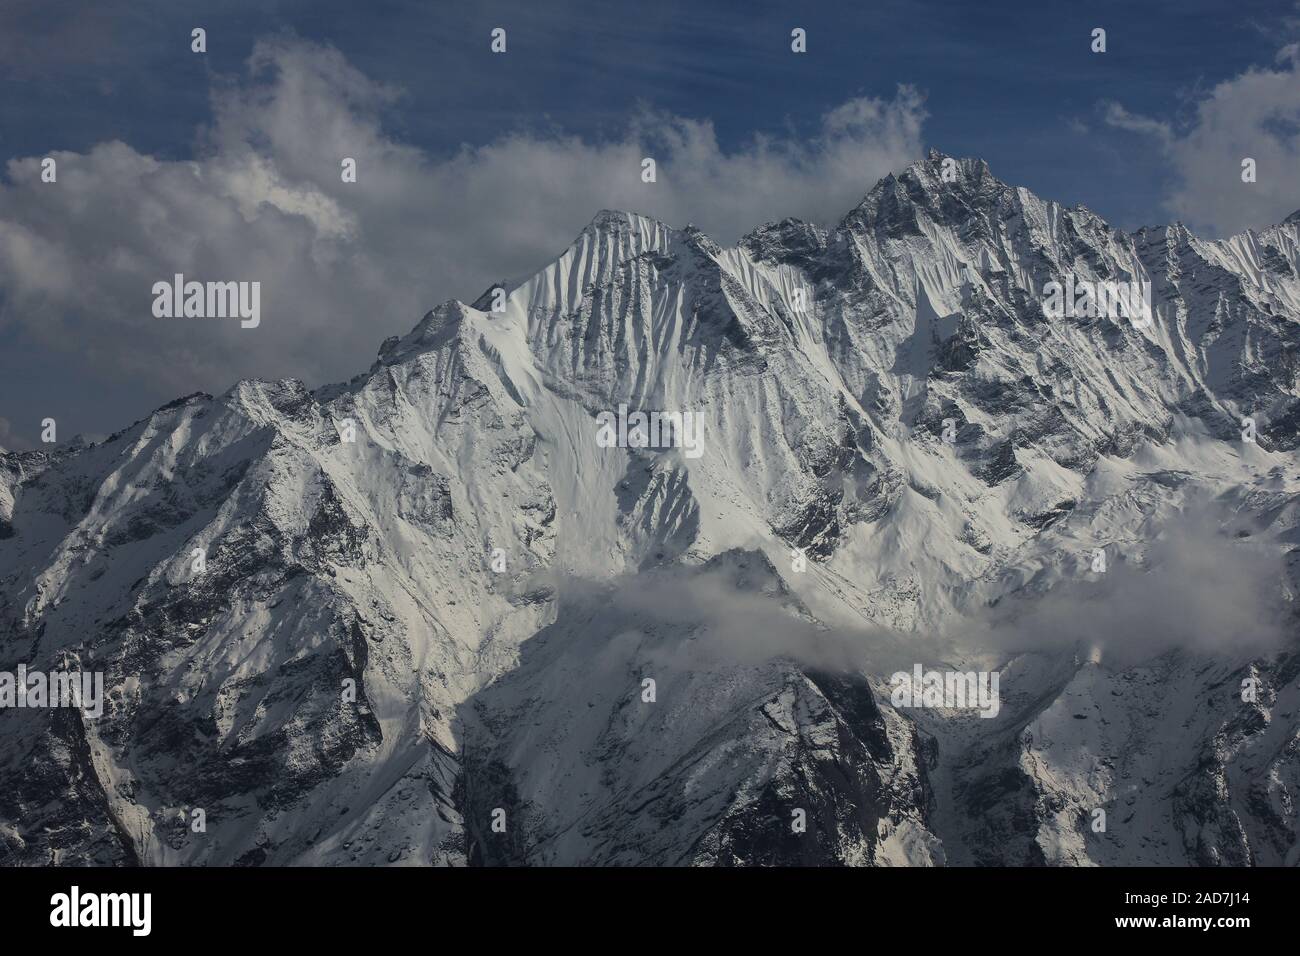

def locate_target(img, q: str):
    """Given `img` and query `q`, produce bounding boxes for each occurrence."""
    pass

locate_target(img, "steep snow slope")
[1,152,1297,865]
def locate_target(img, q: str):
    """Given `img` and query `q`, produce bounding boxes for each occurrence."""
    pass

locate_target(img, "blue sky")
[5,0,1296,229]
[1,0,1299,447]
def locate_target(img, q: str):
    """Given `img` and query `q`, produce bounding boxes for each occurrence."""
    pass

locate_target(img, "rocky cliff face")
[2,152,1297,866]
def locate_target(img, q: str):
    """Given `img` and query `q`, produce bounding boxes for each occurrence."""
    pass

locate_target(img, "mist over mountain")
[2,152,1298,866]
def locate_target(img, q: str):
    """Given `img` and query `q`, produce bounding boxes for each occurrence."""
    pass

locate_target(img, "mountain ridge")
[2,152,1298,867]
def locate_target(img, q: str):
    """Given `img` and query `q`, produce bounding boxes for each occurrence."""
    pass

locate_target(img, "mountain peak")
[584,208,672,235]
[10,142,1300,871]
[374,298,471,366]
[839,152,1007,234]
[905,151,997,192]
[740,217,828,265]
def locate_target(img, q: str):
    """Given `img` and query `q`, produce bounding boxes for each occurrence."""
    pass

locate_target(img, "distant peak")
[584,208,671,234]
[866,152,1001,202]
[377,299,470,364]
[909,151,994,183]
[841,153,1007,233]
[740,217,828,263]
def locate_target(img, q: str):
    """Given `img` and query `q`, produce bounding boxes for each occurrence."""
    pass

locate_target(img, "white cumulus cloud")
[1103,46,1300,236]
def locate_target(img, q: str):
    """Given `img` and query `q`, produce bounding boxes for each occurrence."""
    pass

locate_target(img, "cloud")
[0,36,925,448]
[967,503,1290,668]
[1099,102,1172,144]
[0,415,23,451]
[509,500,1291,686]
[1103,46,1300,236]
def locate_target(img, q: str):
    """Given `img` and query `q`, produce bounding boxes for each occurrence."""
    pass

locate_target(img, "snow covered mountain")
[2,151,1298,866]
